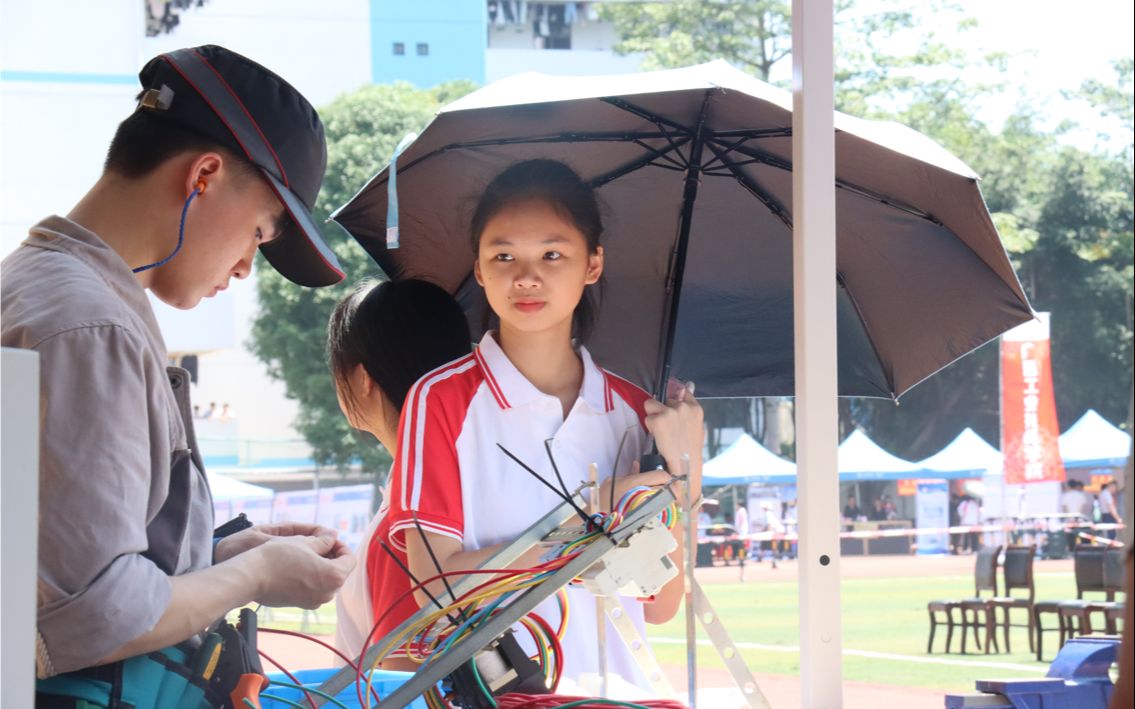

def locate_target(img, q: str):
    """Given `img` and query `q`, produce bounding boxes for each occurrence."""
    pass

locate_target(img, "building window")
[393,42,405,56]
[417,43,429,56]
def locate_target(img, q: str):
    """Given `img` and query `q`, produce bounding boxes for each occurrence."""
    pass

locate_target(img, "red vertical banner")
[1001,313,1066,485]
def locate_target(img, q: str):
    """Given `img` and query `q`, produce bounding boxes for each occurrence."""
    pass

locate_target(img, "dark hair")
[469,159,603,341]
[104,104,257,180]
[328,279,472,422]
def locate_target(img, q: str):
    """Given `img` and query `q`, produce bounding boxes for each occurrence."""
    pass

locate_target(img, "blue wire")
[133,188,199,273]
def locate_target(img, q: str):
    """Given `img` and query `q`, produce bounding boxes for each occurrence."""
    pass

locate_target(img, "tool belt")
[35,614,264,709]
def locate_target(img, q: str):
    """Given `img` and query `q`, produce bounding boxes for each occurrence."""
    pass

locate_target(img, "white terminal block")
[580,521,678,598]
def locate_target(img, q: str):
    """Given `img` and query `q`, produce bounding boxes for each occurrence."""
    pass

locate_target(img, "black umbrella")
[332,61,1033,400]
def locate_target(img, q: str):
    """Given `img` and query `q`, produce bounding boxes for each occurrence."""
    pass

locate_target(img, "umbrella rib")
[710,138,944,226]
[632,138,688,170]
[836,278,899,399]
[589,136,693,189]
[599,96,699,166]
[703,141,793,230]
[600,96,695,137]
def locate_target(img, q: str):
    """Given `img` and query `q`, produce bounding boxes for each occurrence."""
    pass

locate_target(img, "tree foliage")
[249,81,477,474]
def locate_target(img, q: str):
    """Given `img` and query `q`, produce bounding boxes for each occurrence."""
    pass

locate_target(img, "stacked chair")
[1033,545,1126,662]
[988,545,1037,654]
[927,546,1002,654]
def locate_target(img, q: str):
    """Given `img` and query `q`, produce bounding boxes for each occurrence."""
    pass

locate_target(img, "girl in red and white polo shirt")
[325,279,472,669]
[372,159,704,687]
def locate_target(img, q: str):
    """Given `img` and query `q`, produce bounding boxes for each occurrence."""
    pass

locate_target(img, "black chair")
[1034,546,1106,661]
[1058,547,1114,640]
[928,545,1001,654]
[988,545,1037,654]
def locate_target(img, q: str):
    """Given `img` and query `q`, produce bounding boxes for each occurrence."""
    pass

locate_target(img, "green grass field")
[647,570,1080,691]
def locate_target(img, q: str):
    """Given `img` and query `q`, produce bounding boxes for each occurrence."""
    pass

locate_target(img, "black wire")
[543,438,575,505]
[376,540,462,626]
[410,511,466,620]
[496,443,598,531]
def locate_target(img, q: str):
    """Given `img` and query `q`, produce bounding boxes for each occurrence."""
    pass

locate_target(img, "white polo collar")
[474,332,612,413]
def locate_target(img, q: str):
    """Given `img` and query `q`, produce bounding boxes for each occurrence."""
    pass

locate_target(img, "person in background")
[949,491,962,555]
[734,497,751,561]
[843,495,862,522]
[1099,480,1120,540]
[958,494,982,552]
[869,497,887,521]
[1060,480,1089,518]
[327,278,473,668]
[881,494,897,521]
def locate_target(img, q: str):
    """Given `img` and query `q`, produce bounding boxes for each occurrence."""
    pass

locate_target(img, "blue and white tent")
[836,430,927,481]
[916,428,1003,479]
[1059,410,1131,470]
[702,433,797,485]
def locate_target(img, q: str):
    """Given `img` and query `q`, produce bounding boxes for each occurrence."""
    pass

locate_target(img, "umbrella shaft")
[655,98,709,399]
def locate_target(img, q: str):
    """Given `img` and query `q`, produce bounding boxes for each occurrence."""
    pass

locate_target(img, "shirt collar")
[474,331,611,413]
[24,216,169,358]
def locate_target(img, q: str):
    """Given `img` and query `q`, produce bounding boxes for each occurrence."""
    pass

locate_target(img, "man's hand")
[214,522,338,564]
[252,535,355,609]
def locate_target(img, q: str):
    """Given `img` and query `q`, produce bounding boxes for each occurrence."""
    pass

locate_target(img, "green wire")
[250,694,309,709]
[551,700,656,709]
[469,658,499,708]
[266,679,353,709]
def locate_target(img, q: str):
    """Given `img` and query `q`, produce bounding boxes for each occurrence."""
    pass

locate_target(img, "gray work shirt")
[2,216,215,677]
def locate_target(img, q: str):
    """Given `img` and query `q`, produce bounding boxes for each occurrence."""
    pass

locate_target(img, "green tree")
[599,0,994,116]
[249,81,477,474]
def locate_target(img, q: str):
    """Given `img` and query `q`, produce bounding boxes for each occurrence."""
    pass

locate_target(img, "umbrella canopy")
[1059,410,1132,469]
[333,61,1032,399]
[915,427,1003,478]
[703,433,797,485]
[837,430,925,481]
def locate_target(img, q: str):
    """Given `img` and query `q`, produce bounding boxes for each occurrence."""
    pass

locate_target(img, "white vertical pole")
[792,1,843,707]
[2,348,41,708]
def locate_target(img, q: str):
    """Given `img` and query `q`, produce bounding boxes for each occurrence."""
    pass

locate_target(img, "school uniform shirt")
[334,479,391,659]
[1,216,214,677]
[367,332,656,686]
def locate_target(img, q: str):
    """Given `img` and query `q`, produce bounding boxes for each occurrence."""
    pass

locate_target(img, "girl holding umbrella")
[369,159,704,688]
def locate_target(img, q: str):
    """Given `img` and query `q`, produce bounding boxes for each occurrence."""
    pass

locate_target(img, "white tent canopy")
[206,471,275,503]
[702,433,797,485]
[836,430,925,481]
[916,428,1003,479]
[1059,409,1131,469]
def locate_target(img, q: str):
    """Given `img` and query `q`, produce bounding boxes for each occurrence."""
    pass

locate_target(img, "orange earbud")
[194,179,208,195]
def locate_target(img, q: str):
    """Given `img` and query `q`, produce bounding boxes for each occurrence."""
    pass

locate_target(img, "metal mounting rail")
[370,489,675,709]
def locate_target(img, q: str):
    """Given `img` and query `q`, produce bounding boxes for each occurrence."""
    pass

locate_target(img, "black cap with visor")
[136,45,344,287]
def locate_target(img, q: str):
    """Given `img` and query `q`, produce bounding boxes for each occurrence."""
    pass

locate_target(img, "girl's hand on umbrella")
[645,379,705,504]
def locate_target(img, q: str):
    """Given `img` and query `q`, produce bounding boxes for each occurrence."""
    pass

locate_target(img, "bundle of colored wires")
[359,486,676,709]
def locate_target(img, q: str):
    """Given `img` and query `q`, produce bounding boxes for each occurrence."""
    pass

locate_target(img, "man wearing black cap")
[2,46,354,703]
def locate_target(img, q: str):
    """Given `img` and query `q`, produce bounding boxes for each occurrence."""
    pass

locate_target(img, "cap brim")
[258,169,345,287]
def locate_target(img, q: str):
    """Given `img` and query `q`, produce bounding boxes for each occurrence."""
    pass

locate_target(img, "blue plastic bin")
[260,667,428,709]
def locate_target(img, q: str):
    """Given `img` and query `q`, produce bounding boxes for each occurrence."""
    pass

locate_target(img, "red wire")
[354,566,539,707]
[496,695,688,709]
[258,627,381,706]
[258,648,318,709]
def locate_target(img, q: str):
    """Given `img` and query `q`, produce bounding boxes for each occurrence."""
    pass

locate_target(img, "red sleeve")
[605,370,651,432]
[386,355,480,551]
